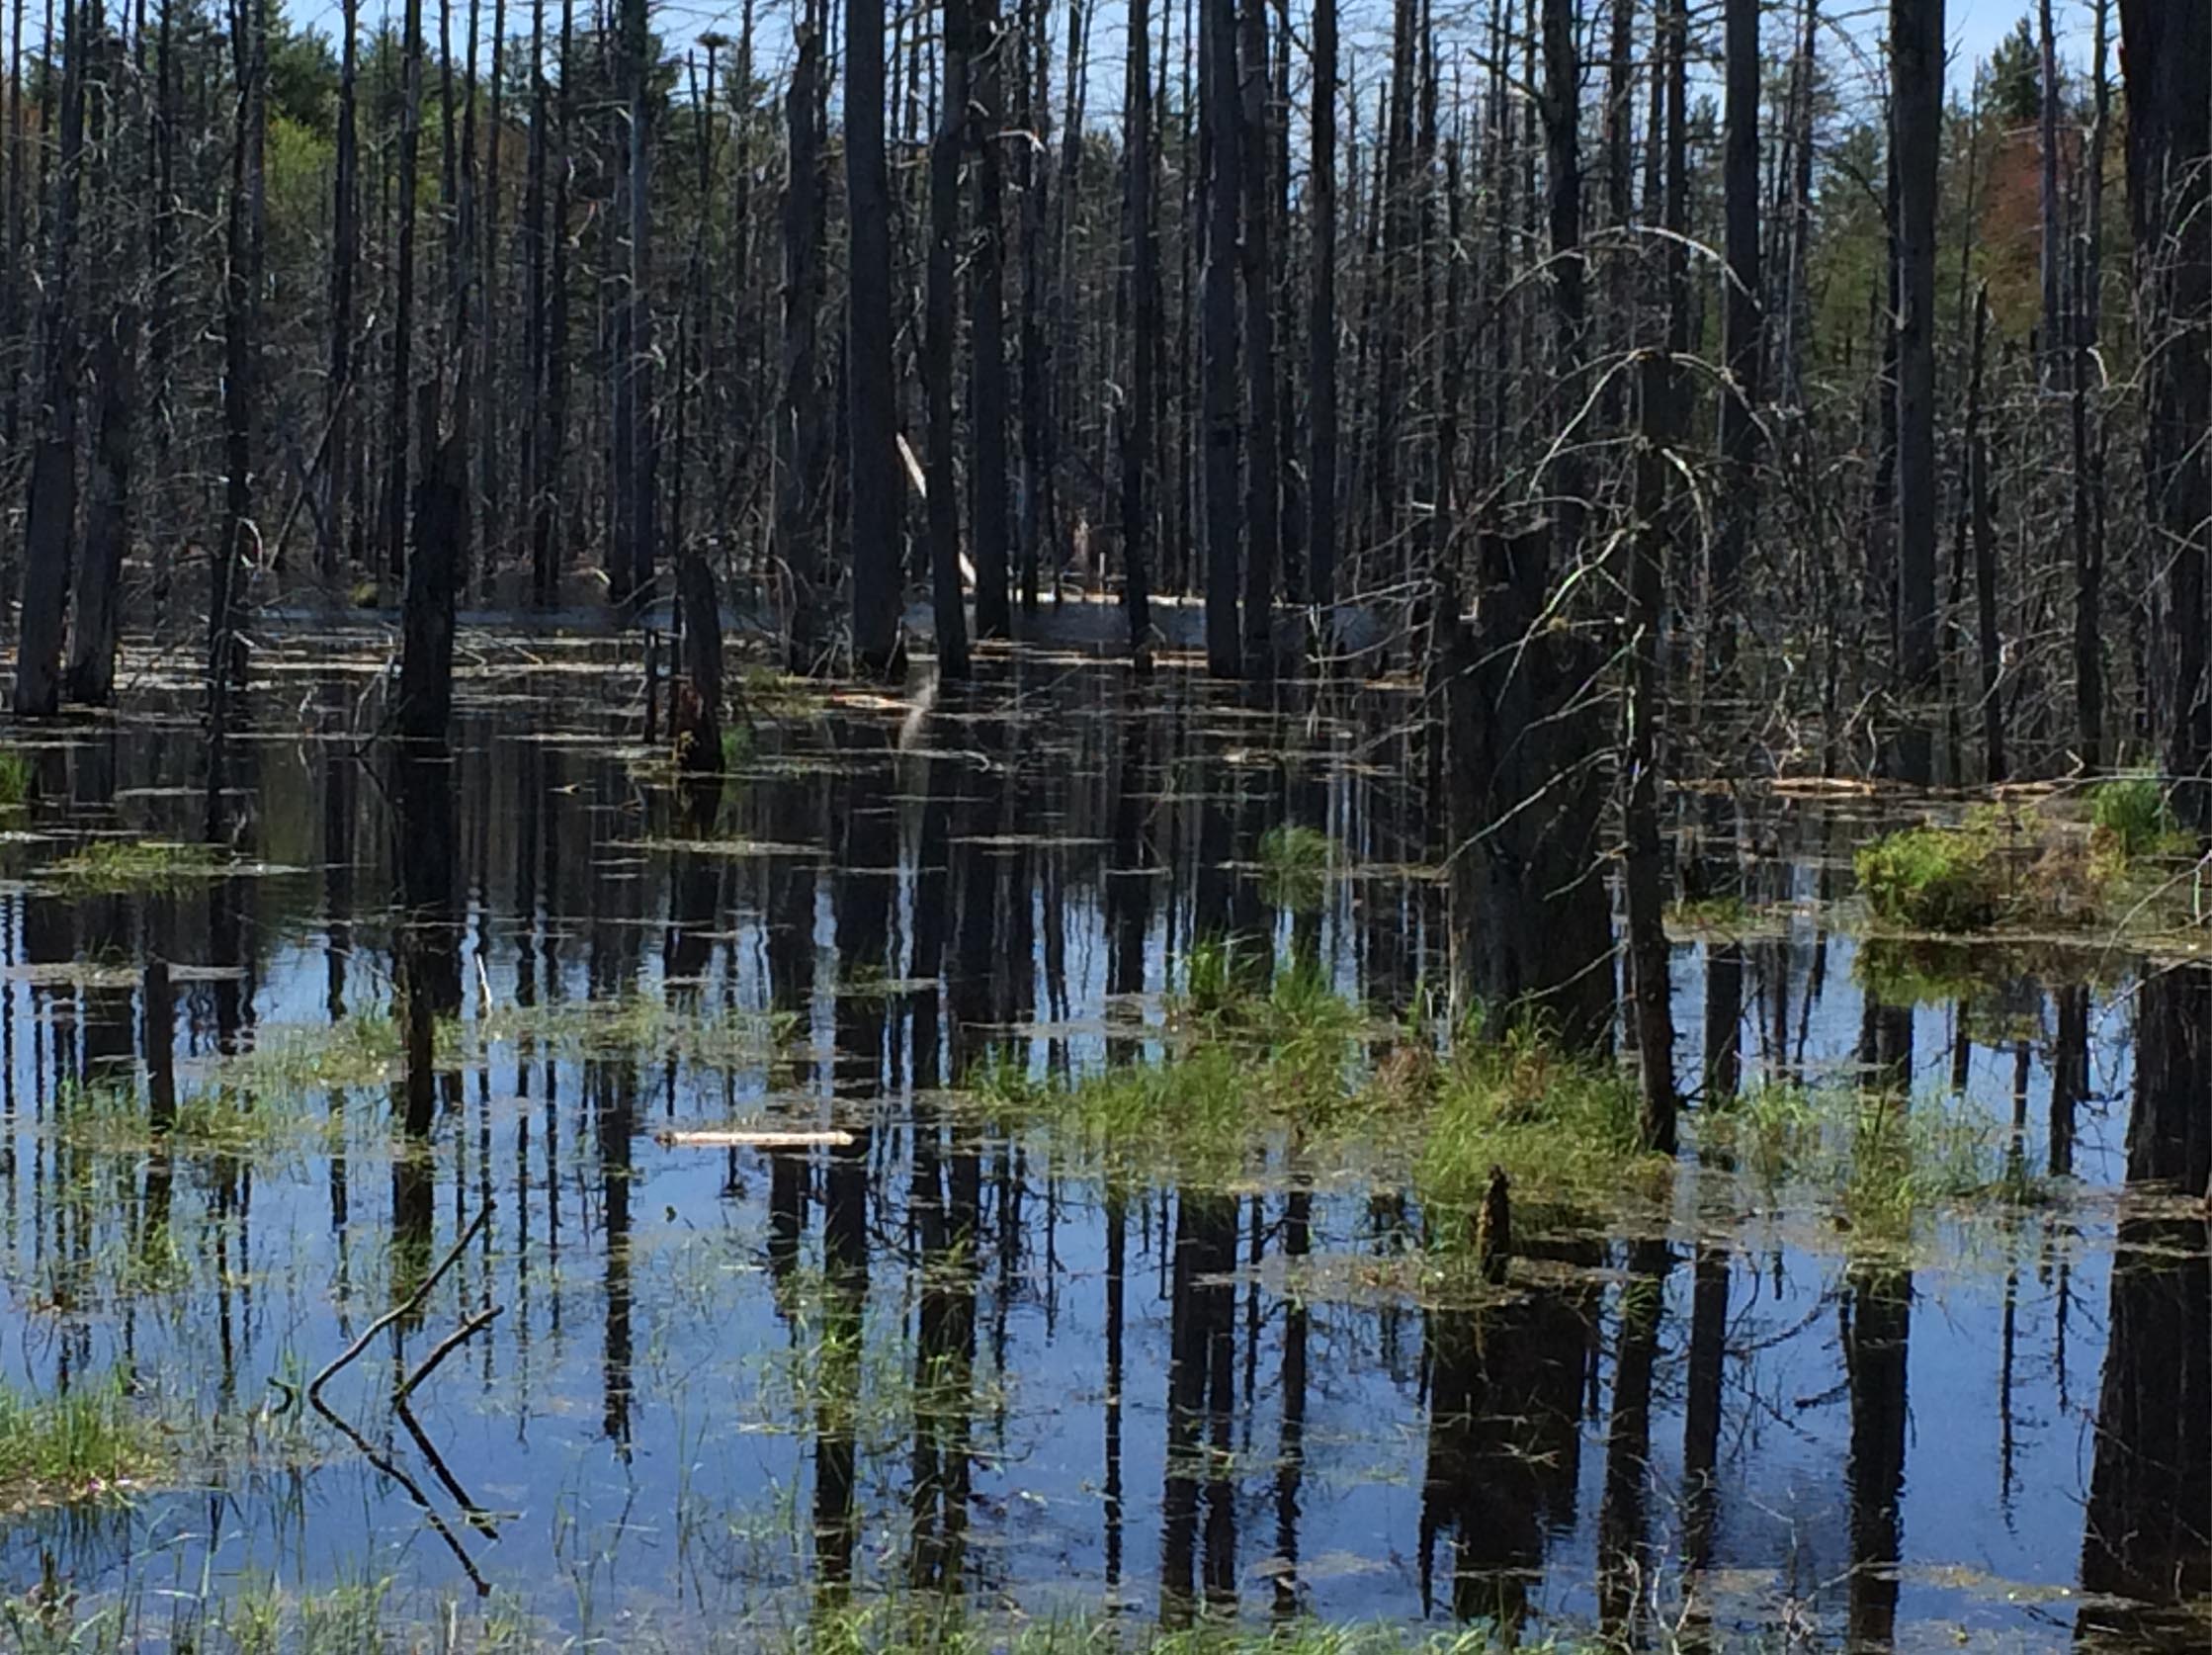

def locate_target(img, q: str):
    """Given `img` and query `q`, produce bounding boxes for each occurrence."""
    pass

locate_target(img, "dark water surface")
[0,628,2202,1650]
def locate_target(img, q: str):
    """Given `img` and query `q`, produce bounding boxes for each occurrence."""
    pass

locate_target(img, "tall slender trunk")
[1538,0,1583,576]
[847,0,904,673]
[322,0,360,577]
[780,13,827,669]
[610,0,653,606]
[1306,0,1336,630]
[385,0,426,577]
[4,0,27,446]
[1711,0,1760,694]
[2120,1,2212,825]
[1967,286,2003,781]
[1891,0,1943,784]
[11,0,83,717]
[1198,0,1240,677]
[1117,0,1156,658]
[2074,0,2109,767]
[1627,0,1684,1153]
[1236,0,1277,669]
[479,0,506,580]
[924,0,973,676]
[2036,0,2062,384]
[968,0,1012,638]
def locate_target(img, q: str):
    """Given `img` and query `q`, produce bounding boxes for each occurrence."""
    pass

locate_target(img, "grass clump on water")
[1256,823,1336,913]
[44,838,228,895]
[981,952,1661,1230]
[0,747,32,811]
[2087,772,2185,859]
[0,1373,164,1513]
[1854,805,2116,932]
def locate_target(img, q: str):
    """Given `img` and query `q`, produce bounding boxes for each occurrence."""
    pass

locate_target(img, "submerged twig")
[306,1198,494,1409]
[398,1303,504,1402]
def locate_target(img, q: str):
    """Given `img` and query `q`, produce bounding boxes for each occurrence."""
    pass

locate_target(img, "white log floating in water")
[654,1128,856,1149]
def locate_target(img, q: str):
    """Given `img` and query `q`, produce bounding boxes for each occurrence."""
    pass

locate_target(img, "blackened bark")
[1306,0,1336,626]
[385,0,425,578]
[968,0,1013,639]
[1967,287,2004,781]
[1891,0,1942,784]
[324,0,360,579]
[66,306,134,705]
[1236,0,1277,669]
[1539,0,1583,576]
[399,392,463,743]
[2119,0,2211,825]
[1712,0,1760,689]
[1118,0,1156,659]
[847,0,904,675]
[1199,0,1240,676]
[780,16,827,669]
[924,0,973,677]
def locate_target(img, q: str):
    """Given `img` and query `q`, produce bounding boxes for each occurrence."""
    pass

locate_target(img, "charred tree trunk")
[1711,0,1760,695]
[1306,0,1336,631]
[924,0,973,677]
[968,0,1012,639]
[385,0,425,579]
[2120,0,2212,826]
[780,15,827,669]
[1967,287,2004,782]
[847,0,904,675]
[1626,0,1684,1153]
[610,0,654,606]
[320,0,359,578]
[1236,0,1277,669]
[399,389,463,743]
[1445,528,1613,1052]
[1117,0,1157,660]
[1891,0,1942,784]
[1199,0,1240,676]
[65,306,134,705]
[12,0,83,718]
[2074,0,2109,768]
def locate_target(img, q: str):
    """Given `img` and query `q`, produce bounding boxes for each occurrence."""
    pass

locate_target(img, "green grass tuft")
[1257,823,1336,913]
[1854,820,2007,930]
[44,839,229,896]
[2088,772,2180,859]
[0,1373,165,1513]
[0,747,33,810]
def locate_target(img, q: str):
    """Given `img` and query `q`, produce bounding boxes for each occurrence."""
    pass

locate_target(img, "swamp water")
[0,628,2201,1652]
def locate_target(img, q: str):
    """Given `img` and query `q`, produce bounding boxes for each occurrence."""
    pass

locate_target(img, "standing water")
[0,628,2200,1652]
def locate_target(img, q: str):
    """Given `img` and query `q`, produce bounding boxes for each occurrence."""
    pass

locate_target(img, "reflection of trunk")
[1419,1277,1588,1631]
[2129,963,2212,1193]
[1103,1183,1127,1585]
[1160,1189,1236,1624]
[1271,1181,1310,1619]
[1443,528,1612,1050]
[1844,1267,1912,1647]
[597,1061,636,1448]
[391,744,459,1137]
[1683,1244,1729,1570]
[2051,983,2088,1176]
[1598,1241,1668,1637]
[2078,1210,2211,1637]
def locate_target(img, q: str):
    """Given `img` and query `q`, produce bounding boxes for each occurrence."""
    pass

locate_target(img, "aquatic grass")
[0,746,33,810]
[1854,819,2008,930]
[2087,771,2178,859]
[212,1012,410,1093]
[1414,1024,1659,1222]
[1257,823,1336,913]
[1701,1079,2051,1255]
[0,1373,166,1513]
[43,838,229,895]
[493,991,796,1072]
